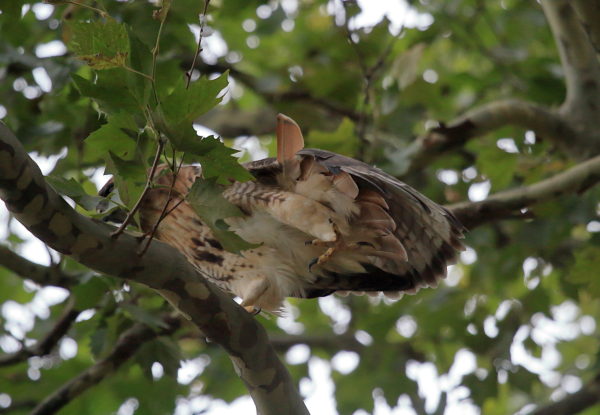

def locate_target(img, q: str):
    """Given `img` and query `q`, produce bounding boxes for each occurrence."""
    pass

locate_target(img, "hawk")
[99,115,465,313]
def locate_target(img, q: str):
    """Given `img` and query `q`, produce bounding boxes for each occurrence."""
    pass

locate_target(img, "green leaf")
[83,112,138,162]
[46,176,104,211]
[307,117,357,157]
[470,141,518,191]
[187,178,259,253]
[72,72,140,113]
[127,31,153,109]
[72,277,109,310]
[161,72,229,127]
[181,135,253,183]
[120,303,169,330]
[568,246,600,295]
[90,325,108,358]
[104,151,147,208]
[0,0,26,18]
[390,43,426,90]
[136,337,182,379]
[66,20,130,69]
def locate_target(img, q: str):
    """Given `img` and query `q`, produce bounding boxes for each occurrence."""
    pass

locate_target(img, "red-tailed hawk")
[100,115,465,313]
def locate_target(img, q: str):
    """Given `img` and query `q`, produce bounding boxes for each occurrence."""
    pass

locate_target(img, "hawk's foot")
[308,221,363,270]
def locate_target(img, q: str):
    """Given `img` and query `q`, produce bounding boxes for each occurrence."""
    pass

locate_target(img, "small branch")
[186,0,211,88]
[111,138,165,237]
[448,153,600,229]
[197,107,278,138]
[30,315,181,415]
[0,298,79,367]
[0,244,75,288]
[407,99,575,173]
[182,60,360,122]
[570,0,600,54]
[531,374,600,415]
[138,159,185,256]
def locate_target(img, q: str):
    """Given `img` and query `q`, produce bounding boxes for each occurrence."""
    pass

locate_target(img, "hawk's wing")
[243,149,465,296]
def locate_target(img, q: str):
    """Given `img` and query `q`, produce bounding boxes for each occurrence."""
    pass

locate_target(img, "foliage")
[0,1,599,415]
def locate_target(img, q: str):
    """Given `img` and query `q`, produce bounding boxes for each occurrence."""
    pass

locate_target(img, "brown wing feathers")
[295,148,465,294]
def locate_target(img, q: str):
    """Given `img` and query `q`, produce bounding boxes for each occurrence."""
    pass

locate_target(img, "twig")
[30,315,181,415]
[111,138,166,237]
[186,0,212,88]
[405,99,576,174]
[137,157,185,256]
[0,245,75,288]
[0,298,80,367]
[448,153,600,229]
[340,2,399,160]
[43,0,108,17]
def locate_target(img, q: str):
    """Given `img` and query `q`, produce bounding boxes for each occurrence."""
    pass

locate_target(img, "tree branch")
[570,0,600,54]
[0,298,79,368]
[30,315,181,415]
[531,374,600,415]
[188,60,360,127]
[448,153,600,229]
[541,0,600,149]
[0,244,75,288]
[406,99,575,173]
[0,123,309,415]
[197,107,278,138]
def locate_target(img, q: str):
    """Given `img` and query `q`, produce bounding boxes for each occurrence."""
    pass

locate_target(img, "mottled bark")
[0,123,310,415]
[541,0,600,154]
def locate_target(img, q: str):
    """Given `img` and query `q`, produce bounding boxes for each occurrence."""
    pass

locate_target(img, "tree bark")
[0,123,309,415]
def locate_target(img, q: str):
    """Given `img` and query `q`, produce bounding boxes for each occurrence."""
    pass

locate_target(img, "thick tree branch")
[541,0,600,152]
[0,123,309,415]
[0,298,79,368]
[531,374,600,415]
[0,244,75,288]
[406,99,575,173]
[448,153,600,229]
[30,315,181,415]
[570,0,600,54]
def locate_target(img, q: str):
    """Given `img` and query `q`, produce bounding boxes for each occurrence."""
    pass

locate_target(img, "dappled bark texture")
[0,123,309,415]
